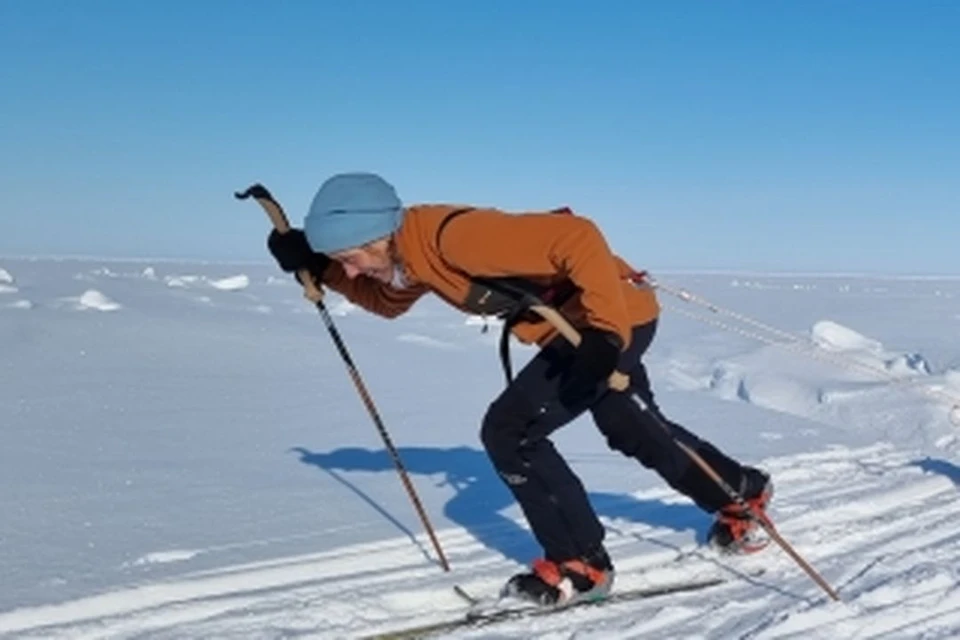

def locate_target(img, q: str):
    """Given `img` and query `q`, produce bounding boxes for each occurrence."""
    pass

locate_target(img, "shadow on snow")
[291,444,709,566]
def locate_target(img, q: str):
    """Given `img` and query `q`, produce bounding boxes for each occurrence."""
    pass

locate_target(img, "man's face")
[330,237,394,284]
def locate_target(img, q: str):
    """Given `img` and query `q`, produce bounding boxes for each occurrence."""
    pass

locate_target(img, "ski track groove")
[5,443,960,638]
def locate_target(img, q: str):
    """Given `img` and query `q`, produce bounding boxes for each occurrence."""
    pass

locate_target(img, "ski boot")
[707,467,774,554]
[502,546,615,607]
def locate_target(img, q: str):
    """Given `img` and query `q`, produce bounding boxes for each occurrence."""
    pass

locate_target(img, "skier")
[268,172,773,606]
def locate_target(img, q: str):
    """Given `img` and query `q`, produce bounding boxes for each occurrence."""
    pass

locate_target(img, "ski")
[365,569,763,639]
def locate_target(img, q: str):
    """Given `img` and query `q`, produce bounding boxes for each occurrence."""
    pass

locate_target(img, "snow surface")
[2,258,960,639]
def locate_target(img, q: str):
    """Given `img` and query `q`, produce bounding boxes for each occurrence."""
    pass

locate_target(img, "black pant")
[480,319,748,562]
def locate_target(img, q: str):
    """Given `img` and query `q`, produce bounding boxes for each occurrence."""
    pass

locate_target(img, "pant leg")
[481,335,605,562]
[589,321,752,513]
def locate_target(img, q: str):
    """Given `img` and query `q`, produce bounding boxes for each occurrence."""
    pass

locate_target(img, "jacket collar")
[389,209,419,287]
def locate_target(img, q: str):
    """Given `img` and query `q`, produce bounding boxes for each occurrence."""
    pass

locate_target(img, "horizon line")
[2,252,959,281]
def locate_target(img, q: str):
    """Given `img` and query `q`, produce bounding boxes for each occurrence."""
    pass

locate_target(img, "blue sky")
[1,1,957,274]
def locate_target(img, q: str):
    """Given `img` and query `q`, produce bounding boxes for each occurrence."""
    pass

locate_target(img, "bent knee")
[481,401,515,450]
[481,400,527,466]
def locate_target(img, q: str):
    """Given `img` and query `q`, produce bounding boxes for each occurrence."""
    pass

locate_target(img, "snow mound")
[209,275,249,291]
[812,320,883,354]
[165,275,202,288]
[6,300,33,310]
[76,290,122,312]
[0,284,17,294]
[0,268,13,284]
[669,318,950,443]
[812,320,930,376]
[142,267,157,280]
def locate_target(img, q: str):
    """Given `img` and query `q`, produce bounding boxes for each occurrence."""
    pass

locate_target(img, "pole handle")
[234,184,324,303]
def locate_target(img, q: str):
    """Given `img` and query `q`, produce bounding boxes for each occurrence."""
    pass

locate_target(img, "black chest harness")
[433,207,582,386]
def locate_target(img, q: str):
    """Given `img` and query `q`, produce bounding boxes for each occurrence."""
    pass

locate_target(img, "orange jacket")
[319,204,660,350]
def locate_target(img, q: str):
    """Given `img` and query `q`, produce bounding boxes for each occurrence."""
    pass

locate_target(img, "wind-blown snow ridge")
[126,550,202,567]
[209,275,250,291]
[165,274,202,288]
[396,333,461,350]
[666,317,959,452]
[163,273,251,291]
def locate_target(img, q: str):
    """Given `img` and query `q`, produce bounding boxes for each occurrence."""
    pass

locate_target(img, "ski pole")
[234,183,452,573]
[528,301,841,602]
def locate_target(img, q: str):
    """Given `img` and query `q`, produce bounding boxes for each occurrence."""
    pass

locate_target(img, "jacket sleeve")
[319,261,427,319]
[437,208,633,348]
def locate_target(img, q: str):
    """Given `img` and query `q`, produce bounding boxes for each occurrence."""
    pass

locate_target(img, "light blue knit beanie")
[303,172,404,253]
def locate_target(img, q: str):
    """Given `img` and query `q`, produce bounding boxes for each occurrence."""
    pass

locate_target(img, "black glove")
[267,228,331,284]
[559,328,623,408]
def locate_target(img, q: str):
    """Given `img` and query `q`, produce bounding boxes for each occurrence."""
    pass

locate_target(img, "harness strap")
[434,205,645,386]
[436,207,564,385]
